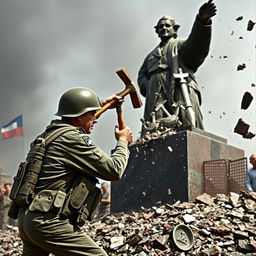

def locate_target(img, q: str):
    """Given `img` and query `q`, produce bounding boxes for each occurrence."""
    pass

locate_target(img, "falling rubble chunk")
[241,91,253,110]
[1,191,256,255]
[237,63,246,71]
[242,132,255,139]
[247,20,256,31]
[236,16,243,21]
[234,118,255,139]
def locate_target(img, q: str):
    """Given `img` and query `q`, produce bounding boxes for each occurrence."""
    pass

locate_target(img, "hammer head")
[116,68,143,108]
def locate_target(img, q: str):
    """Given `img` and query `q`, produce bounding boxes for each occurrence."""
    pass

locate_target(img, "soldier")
[138,0,217,135]
[17,87,133,255]
[0,183,13,230]
[97,182,111,218]
[0,186,6,229]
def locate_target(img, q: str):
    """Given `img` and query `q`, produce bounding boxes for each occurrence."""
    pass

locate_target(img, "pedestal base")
[111,129,244,213]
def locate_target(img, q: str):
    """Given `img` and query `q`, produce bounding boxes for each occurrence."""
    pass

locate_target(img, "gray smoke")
[0,0,255,178]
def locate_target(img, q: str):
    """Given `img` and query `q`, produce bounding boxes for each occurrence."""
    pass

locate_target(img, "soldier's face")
[157,20,175,40]
[79,111,97,134]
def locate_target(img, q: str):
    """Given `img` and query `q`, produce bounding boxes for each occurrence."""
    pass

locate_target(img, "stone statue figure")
[137,0,217,135]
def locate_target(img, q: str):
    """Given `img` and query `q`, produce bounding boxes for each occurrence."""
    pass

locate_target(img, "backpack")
[8,126,74,219]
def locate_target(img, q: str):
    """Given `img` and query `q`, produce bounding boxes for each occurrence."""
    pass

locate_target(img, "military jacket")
[34,120,130,192]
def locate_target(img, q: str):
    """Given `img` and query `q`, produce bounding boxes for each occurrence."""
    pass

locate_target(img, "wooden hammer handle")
[116,105,126,129]
[95,87,131,118]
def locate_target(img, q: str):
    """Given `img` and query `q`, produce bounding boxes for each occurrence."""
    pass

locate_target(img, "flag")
[1,115,24,140]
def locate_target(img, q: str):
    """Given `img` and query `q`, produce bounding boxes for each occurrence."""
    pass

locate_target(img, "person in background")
[97,182,111,218]
[0,186,6,229]
[245,154,256,192]
[0,183,15,229]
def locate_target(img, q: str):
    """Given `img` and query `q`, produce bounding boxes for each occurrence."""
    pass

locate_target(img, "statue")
[137,0,217,136]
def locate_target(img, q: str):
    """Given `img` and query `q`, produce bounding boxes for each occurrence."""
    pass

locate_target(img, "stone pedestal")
[111,129,244,213]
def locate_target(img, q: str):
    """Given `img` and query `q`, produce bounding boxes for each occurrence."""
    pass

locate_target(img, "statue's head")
[154,16,180,39]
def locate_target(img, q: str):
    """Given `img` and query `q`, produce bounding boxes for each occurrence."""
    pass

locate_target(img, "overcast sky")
[0,0,255,179]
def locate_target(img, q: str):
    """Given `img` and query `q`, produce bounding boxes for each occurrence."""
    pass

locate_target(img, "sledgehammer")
[95,68,143,129]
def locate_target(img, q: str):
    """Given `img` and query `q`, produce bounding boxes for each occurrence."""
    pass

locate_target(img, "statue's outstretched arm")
[198,0,217,24]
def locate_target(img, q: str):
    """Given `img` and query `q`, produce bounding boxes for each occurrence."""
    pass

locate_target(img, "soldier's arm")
[62,130,131,181]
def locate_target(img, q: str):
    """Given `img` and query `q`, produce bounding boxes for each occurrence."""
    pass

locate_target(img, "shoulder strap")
[44,126,75,146]
[37,127,76,190]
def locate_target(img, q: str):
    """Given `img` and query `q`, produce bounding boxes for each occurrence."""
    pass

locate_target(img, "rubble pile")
[133,128,176,145]
[0,191,256,256]
[84,191,256,256]
[0,226,22,256]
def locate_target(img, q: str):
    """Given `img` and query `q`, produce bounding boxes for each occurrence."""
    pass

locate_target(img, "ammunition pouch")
[61,176,102,226]
[26,175,102,227]
[8,127,74,220]
[29,189,66,213]
[10,138,46,206]
[8,140,45,220]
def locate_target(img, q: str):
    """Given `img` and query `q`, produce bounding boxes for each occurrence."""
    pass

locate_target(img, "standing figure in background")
[245,154,256,192]
[138,0,217,135]
[0,186,6,229]
[0,183,15,229]
[98,182,111,218]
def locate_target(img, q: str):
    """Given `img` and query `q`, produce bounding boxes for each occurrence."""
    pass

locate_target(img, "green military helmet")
[55,87,102,117]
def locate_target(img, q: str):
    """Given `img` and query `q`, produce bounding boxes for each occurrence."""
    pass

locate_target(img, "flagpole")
[21,115,26,159]
[21,132,26,159]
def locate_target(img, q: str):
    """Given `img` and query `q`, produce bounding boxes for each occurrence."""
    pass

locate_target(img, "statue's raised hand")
[198,0,217,24]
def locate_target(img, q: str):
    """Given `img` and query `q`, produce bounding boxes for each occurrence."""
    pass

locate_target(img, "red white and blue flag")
[1,115,24,140]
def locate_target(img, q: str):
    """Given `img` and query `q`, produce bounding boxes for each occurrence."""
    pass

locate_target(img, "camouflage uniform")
[18,119,130,256]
